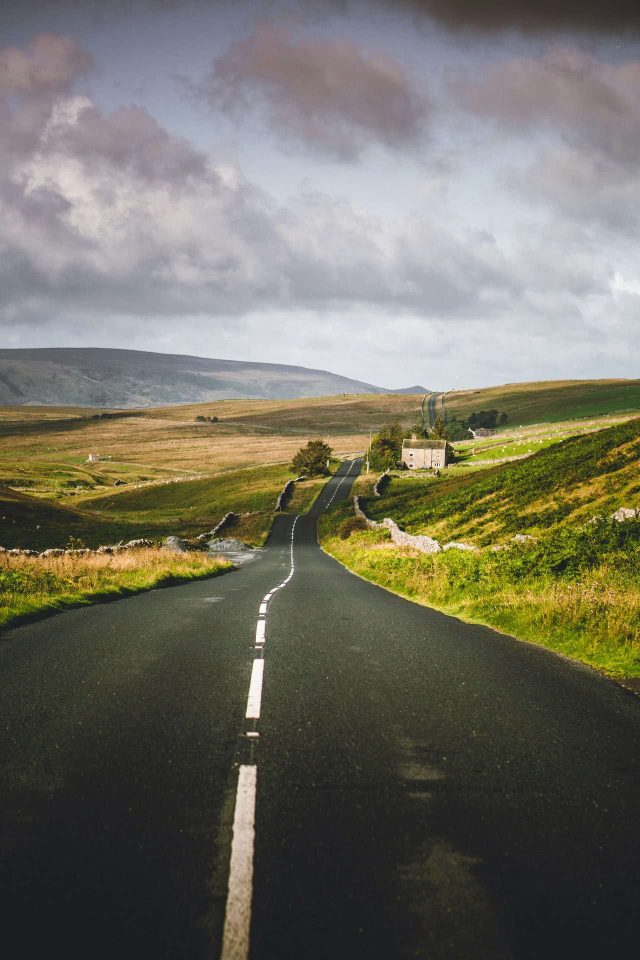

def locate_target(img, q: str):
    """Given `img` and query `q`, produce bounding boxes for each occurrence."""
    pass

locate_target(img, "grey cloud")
[0,33,92,95]
[455,48,640,231]
[455,49,640,165]
[193,23,429,160]
[0,32,621,385]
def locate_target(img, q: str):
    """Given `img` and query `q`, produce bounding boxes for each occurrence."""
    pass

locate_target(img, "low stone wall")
[372,471,390,497]
[354,496,446,554]
[274,476,306,512]
[354,496,640,556]
[275,479,296,512]
[0,539,154,558]
[211,512,238,537]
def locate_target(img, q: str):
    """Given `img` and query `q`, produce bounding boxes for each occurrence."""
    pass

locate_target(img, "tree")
[291,439,333,476]
[370,421,403,470]
[430,416,448,439]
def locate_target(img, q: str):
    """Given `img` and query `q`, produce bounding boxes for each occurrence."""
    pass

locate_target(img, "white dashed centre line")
[245,659,265,719]
[220,764,257,960]
[220,464,357,960]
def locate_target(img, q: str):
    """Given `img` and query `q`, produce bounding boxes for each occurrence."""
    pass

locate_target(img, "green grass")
[365,417,640,546]
[0,549,232,630]
[0,463,330,550]
[321,509,640,679]
[444,379,640,427]
[321,418,640,679]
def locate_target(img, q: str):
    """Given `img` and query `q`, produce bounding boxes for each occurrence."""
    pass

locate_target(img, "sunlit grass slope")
[366,417,640,546]
[323,418,640,679]
[0,548,232,630]
[444,379,640,427]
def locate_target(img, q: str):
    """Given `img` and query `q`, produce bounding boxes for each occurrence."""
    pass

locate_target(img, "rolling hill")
[443,379,640,426]
[0,348,427,407]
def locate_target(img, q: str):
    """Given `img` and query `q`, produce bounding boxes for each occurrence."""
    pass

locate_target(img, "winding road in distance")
[1,461,639,959]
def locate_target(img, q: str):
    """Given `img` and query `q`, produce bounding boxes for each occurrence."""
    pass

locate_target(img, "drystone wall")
[353,496,473,554]
[354,494,640,557]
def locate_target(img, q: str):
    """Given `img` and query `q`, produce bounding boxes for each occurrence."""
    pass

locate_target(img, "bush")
[292,439,333,476]
[338,515,367,539]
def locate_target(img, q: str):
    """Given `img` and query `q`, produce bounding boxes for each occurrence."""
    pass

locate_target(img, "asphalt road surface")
[421,392,441,430]
[1,461,639,959]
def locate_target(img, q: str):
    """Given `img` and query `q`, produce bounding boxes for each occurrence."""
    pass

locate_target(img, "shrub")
[338,515,367,539]
[292,439,333,476]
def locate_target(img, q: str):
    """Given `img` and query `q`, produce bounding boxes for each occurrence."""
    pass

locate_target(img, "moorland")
[2,378,640,681]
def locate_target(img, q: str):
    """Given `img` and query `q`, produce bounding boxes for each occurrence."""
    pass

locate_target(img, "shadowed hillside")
[0,347,427,407]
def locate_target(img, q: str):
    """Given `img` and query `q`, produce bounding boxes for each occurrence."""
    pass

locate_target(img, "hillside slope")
[0,348,426,407]
[366,417,640,545]
[444,379,640,426]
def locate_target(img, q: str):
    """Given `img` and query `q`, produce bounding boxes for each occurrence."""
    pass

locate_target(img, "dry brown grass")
[0,395,418,495]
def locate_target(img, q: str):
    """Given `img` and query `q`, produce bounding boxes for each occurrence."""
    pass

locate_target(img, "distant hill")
[0,348,427,408]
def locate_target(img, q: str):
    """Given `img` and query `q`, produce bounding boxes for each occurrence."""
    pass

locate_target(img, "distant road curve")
[421,392,444,429]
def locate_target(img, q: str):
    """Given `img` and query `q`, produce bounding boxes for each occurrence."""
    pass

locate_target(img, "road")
[1,460,639,959]
[422,392,443,430]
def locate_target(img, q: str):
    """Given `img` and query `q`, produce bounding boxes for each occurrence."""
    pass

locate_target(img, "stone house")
[86,453,102,463]
[401,438,451,469]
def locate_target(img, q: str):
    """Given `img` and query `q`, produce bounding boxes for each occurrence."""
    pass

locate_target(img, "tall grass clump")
[0,549,232,629]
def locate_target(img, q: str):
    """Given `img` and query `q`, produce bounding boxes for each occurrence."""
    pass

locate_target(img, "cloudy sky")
[1,1,639,389]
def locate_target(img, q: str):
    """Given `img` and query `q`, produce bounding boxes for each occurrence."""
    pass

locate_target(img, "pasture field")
[0,394,422,498]
[443,378,640,427]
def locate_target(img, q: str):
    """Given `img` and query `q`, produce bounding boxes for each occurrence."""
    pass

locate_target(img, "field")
[323,418,640,679]
[0,394,426,550]
[0,465,330,549]
[0,394,423,498]
[443,379,640,427]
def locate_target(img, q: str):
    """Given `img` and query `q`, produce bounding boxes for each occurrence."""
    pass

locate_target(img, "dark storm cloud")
[193,23,429,160]
[382,1,640,33]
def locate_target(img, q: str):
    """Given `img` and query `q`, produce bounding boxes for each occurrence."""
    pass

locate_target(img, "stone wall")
[212,512,237,537]
[354,496,640,556]
[354,496,461,554]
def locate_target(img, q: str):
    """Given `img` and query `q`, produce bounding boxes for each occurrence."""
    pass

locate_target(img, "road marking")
[325,459,357,508]
[246,659,264,719]
[220,467,358,960]
[220,764,257,960]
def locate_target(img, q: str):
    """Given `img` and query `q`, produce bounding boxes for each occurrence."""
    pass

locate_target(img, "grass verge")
[0,548,232,631]
[320,505,640,680]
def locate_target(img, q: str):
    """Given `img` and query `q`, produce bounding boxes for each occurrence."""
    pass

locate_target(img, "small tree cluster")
[467,409,508,429]
[292,439,333,476]
[195,415,219,423]
[369,422,403,470]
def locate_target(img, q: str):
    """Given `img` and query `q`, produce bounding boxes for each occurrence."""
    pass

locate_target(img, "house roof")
[402,439,448,449]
